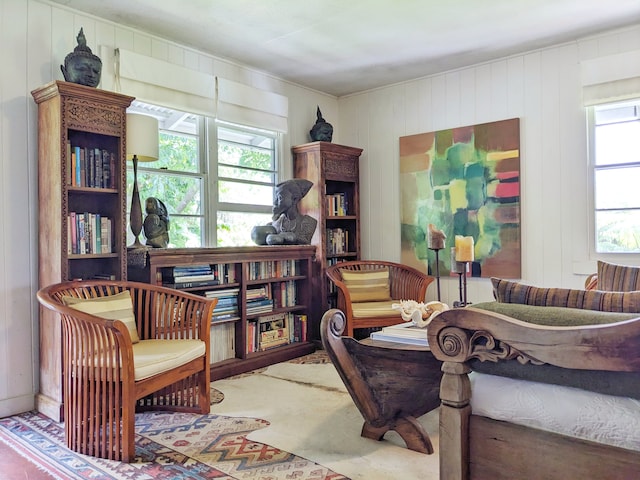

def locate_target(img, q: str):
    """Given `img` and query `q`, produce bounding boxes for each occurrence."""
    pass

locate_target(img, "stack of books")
[205,287,240,322]
[246,285,273,315]
[369,322,429,346]
[163,264,219,289]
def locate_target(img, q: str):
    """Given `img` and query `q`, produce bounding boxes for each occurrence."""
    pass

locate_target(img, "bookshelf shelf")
[293,141,363,332]
[32,81,134,421]
[128,245,316,379]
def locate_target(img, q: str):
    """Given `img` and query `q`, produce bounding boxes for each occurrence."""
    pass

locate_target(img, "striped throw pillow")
[340,268,391,303]
[63,290,140,343]
[491,277,640,313]
[597,261,640,292]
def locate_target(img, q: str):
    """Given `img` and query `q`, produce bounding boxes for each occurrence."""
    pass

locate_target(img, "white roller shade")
[581,49,640,106]
[216,77,288,133]
[100,47,215,116]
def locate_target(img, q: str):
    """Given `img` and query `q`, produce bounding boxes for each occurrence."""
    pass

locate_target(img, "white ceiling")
[50,0,640,97]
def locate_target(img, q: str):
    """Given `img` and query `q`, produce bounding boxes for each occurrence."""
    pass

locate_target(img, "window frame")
[588,99,640,260]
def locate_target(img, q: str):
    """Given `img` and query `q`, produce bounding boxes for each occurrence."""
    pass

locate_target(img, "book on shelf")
[204,287,240,298]
[210,321,236,364]
[163,279,220,289]
[257,313,289,351]
[369,322,429,346]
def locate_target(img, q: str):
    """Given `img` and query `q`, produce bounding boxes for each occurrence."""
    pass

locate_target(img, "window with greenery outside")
[593,100,640,253]
[126,102,277,248]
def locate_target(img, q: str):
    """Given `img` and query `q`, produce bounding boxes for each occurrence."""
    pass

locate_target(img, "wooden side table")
[320,309,442,454]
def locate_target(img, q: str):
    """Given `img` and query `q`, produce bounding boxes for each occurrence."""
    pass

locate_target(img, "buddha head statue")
[309,106,333,142]
[60,28,102,88]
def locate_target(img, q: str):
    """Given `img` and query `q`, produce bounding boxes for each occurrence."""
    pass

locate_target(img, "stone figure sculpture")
[143,197,170,248]
[309,106,333,142]
[252,179,317,245]
[61,28,102,87]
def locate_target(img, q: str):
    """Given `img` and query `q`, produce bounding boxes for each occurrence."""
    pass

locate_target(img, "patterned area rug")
[0,351,347,480]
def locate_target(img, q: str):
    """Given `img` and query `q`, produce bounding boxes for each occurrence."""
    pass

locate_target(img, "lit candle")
[455,235,475,262]
[450,247,462,273]
[427,224,446,250]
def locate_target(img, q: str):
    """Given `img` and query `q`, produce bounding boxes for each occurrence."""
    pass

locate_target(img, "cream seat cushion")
[132,339,205,381]
[352,300,402,318]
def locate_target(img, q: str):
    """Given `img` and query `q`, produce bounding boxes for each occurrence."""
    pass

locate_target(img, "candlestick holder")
[452,261,470,308]
[429,247,443,301]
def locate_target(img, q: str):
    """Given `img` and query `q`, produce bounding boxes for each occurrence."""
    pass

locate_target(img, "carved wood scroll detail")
[324,154,358,177]
[437,326,543,366]
[65,98,123,135]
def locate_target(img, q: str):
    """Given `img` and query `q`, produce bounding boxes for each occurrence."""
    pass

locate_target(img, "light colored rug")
[211,361,440,480]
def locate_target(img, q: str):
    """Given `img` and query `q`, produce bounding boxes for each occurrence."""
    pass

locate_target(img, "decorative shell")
[391,300,450,328]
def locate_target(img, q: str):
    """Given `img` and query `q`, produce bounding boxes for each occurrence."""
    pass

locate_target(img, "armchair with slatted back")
[325,260,434,337]
[36,280,217,462]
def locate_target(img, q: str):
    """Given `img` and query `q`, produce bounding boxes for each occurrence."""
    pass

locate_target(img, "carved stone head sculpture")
[309,106,333,142]
[61,28,102,88]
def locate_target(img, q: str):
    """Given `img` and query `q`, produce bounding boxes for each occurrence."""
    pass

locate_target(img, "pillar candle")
[450,247,462,273]
[427,224,446,249]
[455,235,474,262]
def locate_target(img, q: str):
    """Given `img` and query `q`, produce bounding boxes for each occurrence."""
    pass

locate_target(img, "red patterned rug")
[0,352,347,480]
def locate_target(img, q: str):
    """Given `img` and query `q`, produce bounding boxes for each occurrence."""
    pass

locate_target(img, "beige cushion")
[132,339,205,381]
[597,260,640,291]
[63,290,140,343]
[341,268,391,302]
[352,300,401,318]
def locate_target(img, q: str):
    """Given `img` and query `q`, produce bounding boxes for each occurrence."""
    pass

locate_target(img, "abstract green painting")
[399,118,521,278]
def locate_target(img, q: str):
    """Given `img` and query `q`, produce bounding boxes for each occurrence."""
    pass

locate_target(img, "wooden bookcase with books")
[32,81,134,420]
[292,141,363,329]
[127,245,316,379]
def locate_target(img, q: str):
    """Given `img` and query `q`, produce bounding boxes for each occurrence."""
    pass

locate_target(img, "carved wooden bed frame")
[426,307,640,480]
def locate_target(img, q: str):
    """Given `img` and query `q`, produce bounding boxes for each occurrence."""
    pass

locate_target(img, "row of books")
[66,142,117,189]
[246,312,308,353]
[326,227,350,254]
[67,212,112,255]
[326,192,349,216]
[247,260,299,280]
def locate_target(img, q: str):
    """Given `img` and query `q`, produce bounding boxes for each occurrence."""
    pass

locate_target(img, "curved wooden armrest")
[427,307,640,372]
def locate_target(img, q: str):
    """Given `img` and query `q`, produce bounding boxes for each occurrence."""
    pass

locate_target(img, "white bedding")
[470,372,640,452]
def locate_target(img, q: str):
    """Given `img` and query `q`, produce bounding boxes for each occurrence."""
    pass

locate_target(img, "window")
[126,102,277,248]
[592,100,640,253]
[216,123,277,246]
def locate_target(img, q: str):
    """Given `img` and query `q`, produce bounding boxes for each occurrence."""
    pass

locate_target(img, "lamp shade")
[126,113,159,162]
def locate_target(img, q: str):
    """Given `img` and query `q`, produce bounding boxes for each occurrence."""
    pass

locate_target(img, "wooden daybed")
[427,305,640,480]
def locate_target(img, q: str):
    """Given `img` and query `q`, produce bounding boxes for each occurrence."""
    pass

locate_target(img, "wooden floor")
[0,440,57,480]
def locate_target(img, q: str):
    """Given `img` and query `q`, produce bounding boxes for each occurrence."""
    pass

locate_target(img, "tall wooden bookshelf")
[128,245,316,379]
[292,141,363,334]
[32,81,133,420]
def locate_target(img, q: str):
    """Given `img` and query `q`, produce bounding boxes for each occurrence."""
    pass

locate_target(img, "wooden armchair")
[37,280,217,462]
[325,260,433,337]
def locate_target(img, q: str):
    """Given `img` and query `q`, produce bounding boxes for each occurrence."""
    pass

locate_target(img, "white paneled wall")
[337,25,640,307]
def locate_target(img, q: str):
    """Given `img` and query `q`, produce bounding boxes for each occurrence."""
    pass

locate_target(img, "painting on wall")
[400,118,521,279]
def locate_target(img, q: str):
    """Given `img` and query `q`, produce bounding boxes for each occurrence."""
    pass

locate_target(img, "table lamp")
[126,113,159,248]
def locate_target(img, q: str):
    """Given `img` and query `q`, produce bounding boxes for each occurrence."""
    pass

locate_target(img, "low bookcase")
[128,245,316,379]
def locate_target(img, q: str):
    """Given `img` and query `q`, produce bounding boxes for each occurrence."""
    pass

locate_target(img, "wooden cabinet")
[32,81,133,420]
[128,245,316,379]
[292,141,363,332]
